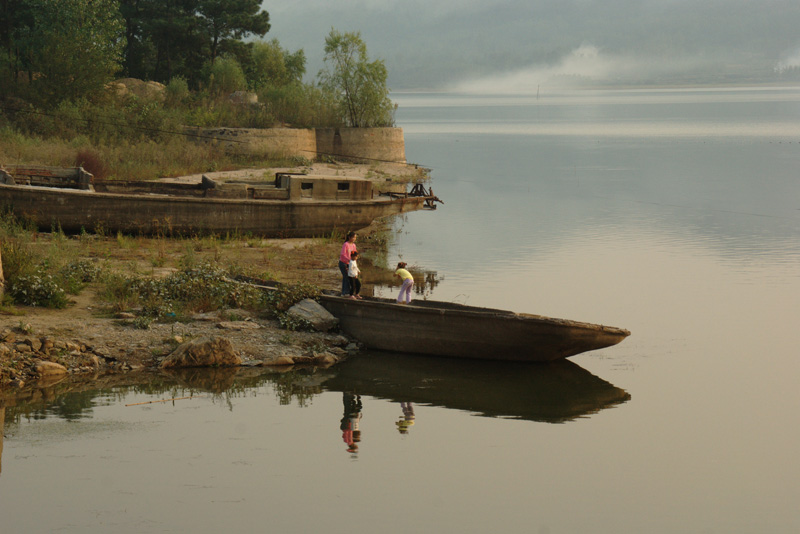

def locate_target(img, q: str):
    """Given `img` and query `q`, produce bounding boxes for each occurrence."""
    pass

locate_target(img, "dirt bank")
[0,263,358,399]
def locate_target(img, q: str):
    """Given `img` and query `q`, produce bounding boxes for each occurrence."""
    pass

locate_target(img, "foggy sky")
[262,0,800,90]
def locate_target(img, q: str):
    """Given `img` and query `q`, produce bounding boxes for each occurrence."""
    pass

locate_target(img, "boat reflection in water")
[321,351,631,424]
[0,353,630,467]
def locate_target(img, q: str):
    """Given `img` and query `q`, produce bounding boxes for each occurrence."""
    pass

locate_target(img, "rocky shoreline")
[0,302,360,399]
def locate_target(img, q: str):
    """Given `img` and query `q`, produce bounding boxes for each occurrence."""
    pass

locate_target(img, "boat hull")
[320,294,630,362]
[0,184,427,237]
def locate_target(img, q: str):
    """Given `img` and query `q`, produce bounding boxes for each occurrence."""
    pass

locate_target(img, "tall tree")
[0,0,32,91]
[119,0,269,86]
[317,29,395,127]
[120,0,203,84]
[197,0,270,63]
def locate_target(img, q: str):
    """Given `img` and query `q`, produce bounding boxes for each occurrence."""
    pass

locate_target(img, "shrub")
[259,83,340,128]
[7,270,68,308]
[0,234,38,283]
[277,311,314,331]
[165,76,190,106]
[59,259,103,294]
[260,282,321,316]
[75,148,110,179]
[208,56,247,96]
[103,263,264,319]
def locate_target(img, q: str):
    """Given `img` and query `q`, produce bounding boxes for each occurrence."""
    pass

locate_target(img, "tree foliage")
[248,39,305,90]
[197,0,270,63]
[317,29,395,128]
[120,0,203,85]
[0,0,125,107]
[208,56,247,95]
[0,3,397,132]
[119,0,270,86]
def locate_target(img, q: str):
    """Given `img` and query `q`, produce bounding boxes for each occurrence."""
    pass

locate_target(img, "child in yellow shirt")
[394,262,414,304]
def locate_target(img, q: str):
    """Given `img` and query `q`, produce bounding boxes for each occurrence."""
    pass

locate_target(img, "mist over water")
[451,44,715,93]
[451,43,800,94]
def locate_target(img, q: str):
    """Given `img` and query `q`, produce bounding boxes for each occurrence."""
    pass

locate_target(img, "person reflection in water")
[396,402,415,434]
[340,393,363,454]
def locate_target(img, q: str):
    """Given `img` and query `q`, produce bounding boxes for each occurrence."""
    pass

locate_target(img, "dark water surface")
[2,86,800,533]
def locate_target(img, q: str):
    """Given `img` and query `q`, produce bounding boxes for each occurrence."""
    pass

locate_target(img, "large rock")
[108,78,165,101]
[287,299,339,332]
[160,337,242,369]
[34,361,68,375]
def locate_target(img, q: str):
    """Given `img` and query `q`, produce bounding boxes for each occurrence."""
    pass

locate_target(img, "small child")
[394,261,414,304]
[348,251,362,299]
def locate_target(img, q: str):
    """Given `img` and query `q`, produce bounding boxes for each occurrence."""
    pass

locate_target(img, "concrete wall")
[316,127,406,163]
[187,127,406,163]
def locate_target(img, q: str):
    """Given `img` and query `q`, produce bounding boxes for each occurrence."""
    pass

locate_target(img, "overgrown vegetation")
[1,0,394,133]
[1,13,395,177]
[0,121,300,181]
[0,214,366,328]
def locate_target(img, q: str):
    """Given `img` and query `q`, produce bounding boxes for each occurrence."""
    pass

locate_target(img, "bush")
[7,270,69,308]
[105,263,265,319]
[261,282,321,316]
[165,76,190,106]
[96,262,322,327]
[75,148,110,179]
[0,233,38,284]
[259,83,341,128]
[59,259,103,294]
[208,57,247,96]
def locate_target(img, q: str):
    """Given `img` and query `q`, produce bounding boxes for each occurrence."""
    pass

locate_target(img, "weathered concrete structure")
[316,127,406,163]
[186,127,406,163]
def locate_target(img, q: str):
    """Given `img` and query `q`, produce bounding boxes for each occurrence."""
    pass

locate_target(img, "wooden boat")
[319,292,630,362]
[320,352,631,423]
[0,165,440,237]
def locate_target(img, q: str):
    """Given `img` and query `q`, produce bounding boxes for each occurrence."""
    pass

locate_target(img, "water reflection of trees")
[2,367,328,423]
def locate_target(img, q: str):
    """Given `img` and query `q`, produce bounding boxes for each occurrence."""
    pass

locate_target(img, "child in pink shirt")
[338,232,358,296]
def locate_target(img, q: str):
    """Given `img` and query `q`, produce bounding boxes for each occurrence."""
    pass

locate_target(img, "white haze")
[452,45,718,93]
[775,47,800,73]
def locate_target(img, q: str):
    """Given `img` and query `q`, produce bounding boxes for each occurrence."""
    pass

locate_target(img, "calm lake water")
[3,86,800,533]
